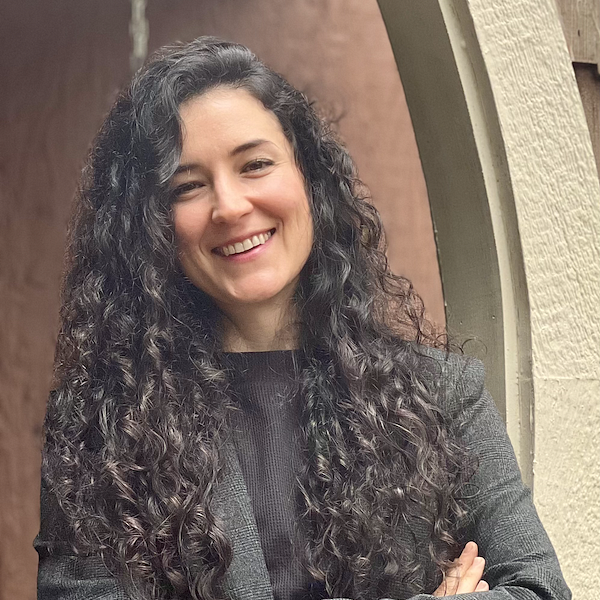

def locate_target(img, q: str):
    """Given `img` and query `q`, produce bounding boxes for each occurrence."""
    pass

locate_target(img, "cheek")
[276,176,312,229]
[293,192,314,244]
[173,205,207,248]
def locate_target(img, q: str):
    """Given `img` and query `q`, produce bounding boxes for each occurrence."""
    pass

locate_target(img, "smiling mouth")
[217,229,275,257]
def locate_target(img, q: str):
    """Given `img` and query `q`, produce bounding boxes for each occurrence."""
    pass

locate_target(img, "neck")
[220,300,300,352]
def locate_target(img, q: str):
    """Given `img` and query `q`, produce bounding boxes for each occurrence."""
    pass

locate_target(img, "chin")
[236,291,286,306]
[220,283,295,309]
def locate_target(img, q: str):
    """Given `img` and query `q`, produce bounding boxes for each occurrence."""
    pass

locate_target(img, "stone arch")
[377,0,600,594]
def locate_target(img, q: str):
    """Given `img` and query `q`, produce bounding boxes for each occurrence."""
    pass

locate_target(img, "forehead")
[178,87,286,145]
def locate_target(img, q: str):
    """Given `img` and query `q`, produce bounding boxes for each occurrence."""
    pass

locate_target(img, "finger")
[461,541,479,557]
[476,580,490,592]
[456,556,486,594]
[455,541,478,573]
[448,542,479,588]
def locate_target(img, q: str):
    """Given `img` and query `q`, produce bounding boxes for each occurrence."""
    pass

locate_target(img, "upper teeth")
[221,230,273,256]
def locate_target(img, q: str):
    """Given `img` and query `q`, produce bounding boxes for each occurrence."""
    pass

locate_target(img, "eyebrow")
[173,139,272,176]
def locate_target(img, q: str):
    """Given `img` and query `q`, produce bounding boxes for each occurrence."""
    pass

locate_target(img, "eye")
[172,180,205,199]
[243,158,274,173]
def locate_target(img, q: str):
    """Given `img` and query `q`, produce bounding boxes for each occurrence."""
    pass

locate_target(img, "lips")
[215,228,275,256]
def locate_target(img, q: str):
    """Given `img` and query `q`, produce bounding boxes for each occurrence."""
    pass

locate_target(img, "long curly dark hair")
[43,37,473,600]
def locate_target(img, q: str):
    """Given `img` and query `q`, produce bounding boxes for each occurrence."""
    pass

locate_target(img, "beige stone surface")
[465,0,600,595]
[379,1,600,596]
[533,378,600,570]
[466,0,600,375]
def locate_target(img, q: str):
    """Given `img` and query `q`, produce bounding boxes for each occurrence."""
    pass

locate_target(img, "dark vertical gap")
[574,62,600,178]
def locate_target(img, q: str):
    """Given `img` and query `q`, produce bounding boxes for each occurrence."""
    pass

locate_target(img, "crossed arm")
[419,354,570,600]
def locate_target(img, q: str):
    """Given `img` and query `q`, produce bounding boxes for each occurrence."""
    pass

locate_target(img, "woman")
[36,38,570,600]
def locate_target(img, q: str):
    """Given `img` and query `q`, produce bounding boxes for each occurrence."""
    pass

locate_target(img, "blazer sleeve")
[420,355,571,600]
[36,554,129,600]
[35,481,129,600]
[328,355,572,600]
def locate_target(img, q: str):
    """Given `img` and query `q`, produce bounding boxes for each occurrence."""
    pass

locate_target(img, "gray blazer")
[36,353,571,600]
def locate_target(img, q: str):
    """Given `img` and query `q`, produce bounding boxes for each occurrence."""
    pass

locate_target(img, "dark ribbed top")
[222,351,326,600]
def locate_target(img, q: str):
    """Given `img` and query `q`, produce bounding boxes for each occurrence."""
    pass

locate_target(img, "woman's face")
[171,87,313,316]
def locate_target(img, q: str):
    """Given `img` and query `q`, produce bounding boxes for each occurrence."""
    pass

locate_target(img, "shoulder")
[407,345,486,410]
[399,344,508,444]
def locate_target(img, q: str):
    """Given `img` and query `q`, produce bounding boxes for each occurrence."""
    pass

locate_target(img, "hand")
[433,541,489,596]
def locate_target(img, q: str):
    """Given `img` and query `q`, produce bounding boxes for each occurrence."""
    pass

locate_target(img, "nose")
[211,175,253,224]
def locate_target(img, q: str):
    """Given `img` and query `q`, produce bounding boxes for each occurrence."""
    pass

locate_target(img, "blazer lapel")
[212,442,274,600]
